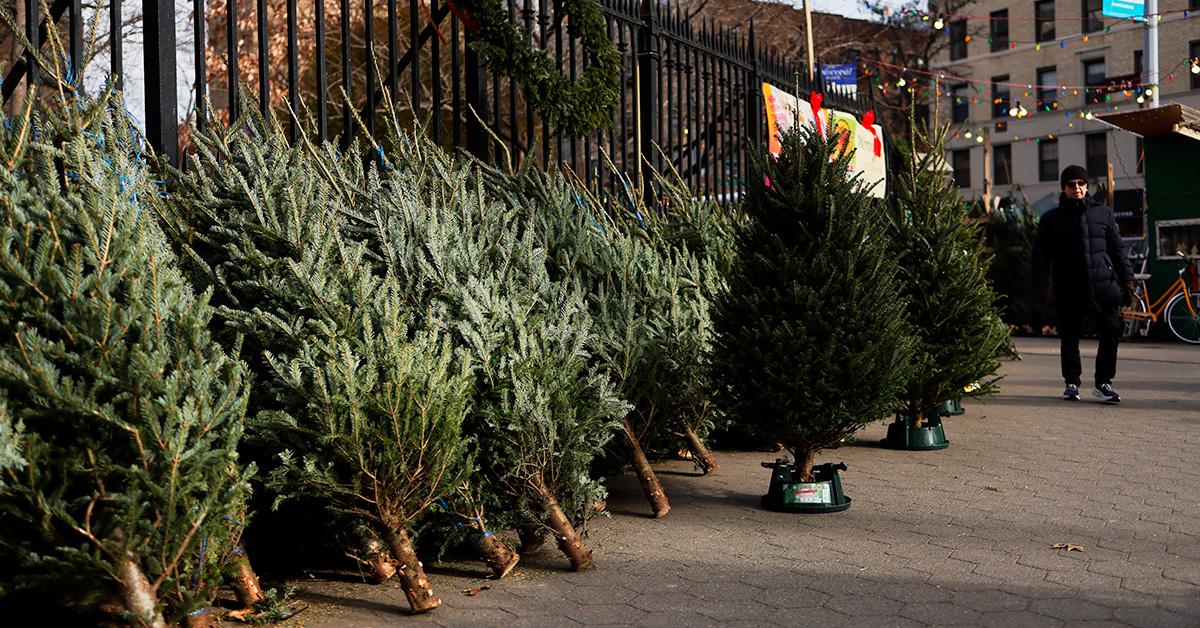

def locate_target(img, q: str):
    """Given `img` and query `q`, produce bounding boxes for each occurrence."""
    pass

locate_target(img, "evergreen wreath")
[451,0,621,137]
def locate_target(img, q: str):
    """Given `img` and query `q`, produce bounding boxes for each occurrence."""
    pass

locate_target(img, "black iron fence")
[3,0,860,200]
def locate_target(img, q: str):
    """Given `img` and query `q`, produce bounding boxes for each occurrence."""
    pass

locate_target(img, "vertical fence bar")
[673,36,681,178]
[554,6,563,165]
[110,0,122,87]
[745,23,762,161]
[25,0,39,91]
[227,0,237,120]
[257,0,268,117]
[409,0,419,117]
[364,0,376,136]
[538,0,549,168]
[194,0,206,131]
[316,0,328,140]
[507,0,519,162]
[617,19,628,184]
[636,0,658,204]
[387,0,397,98]
[523,0,535,161]
[430,0,442,144]
[464,34,489,159]
[70,0,82,81]
[451,14,461,146]
[568,14,578,177]
[340,0,352,146]
[144,0,179,163]
[287,0,299,141]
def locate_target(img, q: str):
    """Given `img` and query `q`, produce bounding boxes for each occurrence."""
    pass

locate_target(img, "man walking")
[1032,165,1134,403]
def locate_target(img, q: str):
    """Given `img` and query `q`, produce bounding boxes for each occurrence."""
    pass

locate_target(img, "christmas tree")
[888,128,1009,425]
[711,125,915,481]
[0,96,251,624]
[159,119,472,612]
[327,126,626,570]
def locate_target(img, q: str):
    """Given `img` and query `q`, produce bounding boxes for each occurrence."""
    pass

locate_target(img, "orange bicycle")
[1121,253,1200,344]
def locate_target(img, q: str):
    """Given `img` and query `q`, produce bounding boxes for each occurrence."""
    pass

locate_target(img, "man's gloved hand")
[1036,287,1051,305]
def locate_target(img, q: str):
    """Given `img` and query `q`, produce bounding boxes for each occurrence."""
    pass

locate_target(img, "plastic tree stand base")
[885,413,950,450]
[935,398,965,416]
[760,459,852,513]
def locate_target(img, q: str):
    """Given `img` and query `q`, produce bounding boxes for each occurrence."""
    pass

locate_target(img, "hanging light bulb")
[1085,112,1094,120]
[1036,43,1041,51]
[933,17,945,29]
[976,135,984,143]
[1192,63,1200,75]
[1145,87,1154,97]
[964,131,973,139]
[897,77,907,87]
[1137,95,1146,103]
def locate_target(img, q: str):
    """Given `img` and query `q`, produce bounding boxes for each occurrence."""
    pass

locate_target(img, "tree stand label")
[785,481,832,505]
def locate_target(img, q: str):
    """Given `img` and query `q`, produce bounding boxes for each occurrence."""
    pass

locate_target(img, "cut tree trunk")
[623,417,670,518]
[477,532,520,579]
[361,535,397,583]
[116,552,167,628]
[530,472,593,571]
[231,548,266,607]
[796,449,817,483]
[683,426,719,475]
[385,529,440,614]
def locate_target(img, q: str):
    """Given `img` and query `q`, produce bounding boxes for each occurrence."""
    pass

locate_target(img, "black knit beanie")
[1060,164,1089,189]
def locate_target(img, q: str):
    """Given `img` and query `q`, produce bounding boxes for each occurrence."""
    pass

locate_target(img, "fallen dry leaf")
[1051,543,1084,552]
[462,585,492,596]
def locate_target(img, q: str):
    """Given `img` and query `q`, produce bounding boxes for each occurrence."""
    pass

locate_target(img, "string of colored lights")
[865,1,1195,23]
[862,56,1196,94]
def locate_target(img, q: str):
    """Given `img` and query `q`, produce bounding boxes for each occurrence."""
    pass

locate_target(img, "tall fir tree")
[711,125,915,481]
[0,97,251,625]
[158,119,473,612]
[889,128,1009,424]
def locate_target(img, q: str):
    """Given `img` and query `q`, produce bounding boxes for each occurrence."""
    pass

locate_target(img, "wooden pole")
[803,0,815,80]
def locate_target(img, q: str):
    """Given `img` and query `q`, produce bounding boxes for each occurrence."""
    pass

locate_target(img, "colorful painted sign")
[762,82,887,197]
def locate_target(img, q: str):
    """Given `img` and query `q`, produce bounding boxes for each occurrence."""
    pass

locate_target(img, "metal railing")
[3,0,860,201]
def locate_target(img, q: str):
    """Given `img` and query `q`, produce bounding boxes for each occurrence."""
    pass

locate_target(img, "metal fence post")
[144,0,178,164]
[636,0,659,206]
[745,21,762,154]
[464,37,490,161]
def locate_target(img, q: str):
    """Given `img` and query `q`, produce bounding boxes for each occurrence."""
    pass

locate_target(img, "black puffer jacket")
[1032,193,1132,311]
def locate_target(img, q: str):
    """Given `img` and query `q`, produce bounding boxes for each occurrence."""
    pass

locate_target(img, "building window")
[990,10,1009,52]
[992,75,1010,118]
[1035,0,1055,42]
[1082,0,1103,33]
[1192,41,1200,89]
[1135,136,1144,174]
[1086,133,1107,179]
[1192,0,1200,10]
[1037,67,1057,111]
[1039,139,1059,182]
[950,19,968,60]
[1084,58,1106,105]
[993,144,1012,185]
[952,149,971,188]
[1134,50,1143,77]
[951,85,970,123]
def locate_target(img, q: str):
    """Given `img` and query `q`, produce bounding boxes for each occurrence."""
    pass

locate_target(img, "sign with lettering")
[819,63,858,87]
[1102,0,1145,21]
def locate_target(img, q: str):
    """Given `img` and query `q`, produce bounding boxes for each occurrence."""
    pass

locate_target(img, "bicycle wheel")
[1165,292,1200,344]
[1121,298,1149,339]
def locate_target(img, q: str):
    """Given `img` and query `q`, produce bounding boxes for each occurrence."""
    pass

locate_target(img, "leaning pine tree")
[0,97,251,625]
[888,127,1009,427]
[159,121,473,613]
[711,125,915,481]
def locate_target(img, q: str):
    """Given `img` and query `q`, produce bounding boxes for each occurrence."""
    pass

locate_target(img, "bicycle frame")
[1122,257,1200,323]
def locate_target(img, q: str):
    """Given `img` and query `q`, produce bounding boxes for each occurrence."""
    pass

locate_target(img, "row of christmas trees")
[0,83,1006,624]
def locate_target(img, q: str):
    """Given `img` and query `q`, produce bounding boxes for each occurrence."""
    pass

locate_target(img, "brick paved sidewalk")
[281,338,1200,627]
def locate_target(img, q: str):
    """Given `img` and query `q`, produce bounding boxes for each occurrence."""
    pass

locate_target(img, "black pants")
[1057,302,1122,387]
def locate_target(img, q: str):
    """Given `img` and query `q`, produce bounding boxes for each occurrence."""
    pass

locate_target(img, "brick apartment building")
[931,0,1200,232]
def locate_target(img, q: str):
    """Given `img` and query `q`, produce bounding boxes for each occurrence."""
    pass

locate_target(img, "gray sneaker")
[1062,384,1080,401]
[1093,383,1121,403]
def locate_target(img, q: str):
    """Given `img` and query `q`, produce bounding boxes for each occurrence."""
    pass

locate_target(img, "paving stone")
[899,601,983,625]
[1029,597,1114,621]
[976,610,1067,628]
[951,589,1030,612]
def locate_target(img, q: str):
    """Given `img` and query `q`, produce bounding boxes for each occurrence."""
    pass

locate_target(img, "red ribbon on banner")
[861,110,882,157]
[809,92,824,138]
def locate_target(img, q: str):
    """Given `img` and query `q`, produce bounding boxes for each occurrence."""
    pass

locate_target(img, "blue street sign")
[819,64,858,87]
[1103,0,1145,21]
